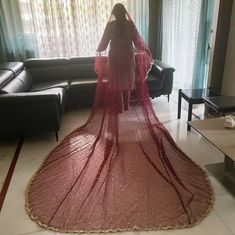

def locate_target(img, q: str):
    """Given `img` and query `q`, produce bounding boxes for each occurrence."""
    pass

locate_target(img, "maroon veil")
[26,4,213,233]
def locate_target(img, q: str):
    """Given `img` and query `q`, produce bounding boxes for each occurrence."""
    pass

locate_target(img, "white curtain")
[18,0,149,58]
[128,0,149,43]
[162,0,202,89]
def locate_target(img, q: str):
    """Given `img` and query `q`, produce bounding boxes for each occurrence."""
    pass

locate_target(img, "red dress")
[97,20,141,91]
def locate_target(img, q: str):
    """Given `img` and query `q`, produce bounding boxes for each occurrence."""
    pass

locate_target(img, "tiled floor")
[0,95,234,235]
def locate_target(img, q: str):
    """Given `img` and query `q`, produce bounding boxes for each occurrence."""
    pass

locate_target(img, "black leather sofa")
[0,57,174,137]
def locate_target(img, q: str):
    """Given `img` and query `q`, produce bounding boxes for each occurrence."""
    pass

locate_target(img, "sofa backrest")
[0,70,33,94]
[0,62,25,94]
[0,62,24,76]
[24,58,69,82]
[0,70,14,91]
[69,57,97,80]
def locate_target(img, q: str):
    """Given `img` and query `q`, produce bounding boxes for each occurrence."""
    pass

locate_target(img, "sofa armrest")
[148,60,175,98]
[150,60,175,80]
[0,92,59,104]
[0,92,62,134]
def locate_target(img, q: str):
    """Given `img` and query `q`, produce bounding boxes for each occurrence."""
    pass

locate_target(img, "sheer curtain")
[0,0,38,62]
[17,0,149,58]
[192,0,215,89]
[156,0,163,60]
[128,0,149,43]
[162,0,202,89]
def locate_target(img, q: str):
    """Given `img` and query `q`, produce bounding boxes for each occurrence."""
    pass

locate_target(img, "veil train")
[26,4,213,233]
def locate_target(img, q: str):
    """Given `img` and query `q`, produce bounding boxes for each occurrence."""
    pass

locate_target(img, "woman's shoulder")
[126,20,135,29]
[108,20,133,25]
[123,20,134,27]
[126,20,134,25]
[106,21,116,30]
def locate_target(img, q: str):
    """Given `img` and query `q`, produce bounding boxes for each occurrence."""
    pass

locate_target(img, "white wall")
[222,1,235,95]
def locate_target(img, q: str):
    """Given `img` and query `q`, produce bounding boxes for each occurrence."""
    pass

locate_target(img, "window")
[18,0,148,58]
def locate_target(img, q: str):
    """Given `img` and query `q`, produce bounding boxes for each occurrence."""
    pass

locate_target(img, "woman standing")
[97,3,151,112]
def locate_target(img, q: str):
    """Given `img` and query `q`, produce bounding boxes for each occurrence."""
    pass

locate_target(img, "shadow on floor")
[206,162,235,196]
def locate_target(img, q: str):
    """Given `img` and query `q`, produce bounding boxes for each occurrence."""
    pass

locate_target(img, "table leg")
[187,102,193,131]
[224,155,234,172]
[177,89,182,119]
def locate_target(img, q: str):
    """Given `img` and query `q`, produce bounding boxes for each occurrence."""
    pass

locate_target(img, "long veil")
[26,5,213,233]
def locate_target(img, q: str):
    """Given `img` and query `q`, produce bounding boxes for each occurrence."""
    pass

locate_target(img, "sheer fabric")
[0,0,38,62]
[18,0,149,58]
[192,0,215,89]
[162,0,202,89]
[26,5,213,233]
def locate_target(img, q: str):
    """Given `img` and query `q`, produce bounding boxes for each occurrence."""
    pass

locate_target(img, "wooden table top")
[188,117,235,161]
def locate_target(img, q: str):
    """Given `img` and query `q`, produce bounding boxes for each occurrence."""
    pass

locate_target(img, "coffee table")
[177,89,217,131]
[189,118,235,183]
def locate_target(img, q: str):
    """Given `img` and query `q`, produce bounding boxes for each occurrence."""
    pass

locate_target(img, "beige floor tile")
[136,211,233,235]
[19,230,55,235]
[208,176,230,196]
[0,141,18,189]
[221,218,235,235]
[214,192,235,218]
[194,210,234,235]
[214,194,235,233]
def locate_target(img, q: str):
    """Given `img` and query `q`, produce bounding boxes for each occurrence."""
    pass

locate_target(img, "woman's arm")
[97,23,111,52]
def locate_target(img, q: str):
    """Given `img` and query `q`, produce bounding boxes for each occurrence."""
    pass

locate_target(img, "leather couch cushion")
[69,78,97,108]
[69,57,96,79]
[16,70,33,91]
[0,70,14,90]
[30,80,69,92]
[24,58,69,82]
[35,87,66,111]
[70,78,97,94]
[0,70,33,94]
[1,77,26,94]
[0,62,24,76]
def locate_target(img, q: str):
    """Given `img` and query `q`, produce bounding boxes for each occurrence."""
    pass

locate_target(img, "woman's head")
[112,3,127,21]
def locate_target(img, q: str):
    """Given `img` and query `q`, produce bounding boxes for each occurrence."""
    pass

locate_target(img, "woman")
[96,3,151,112]
[26,4,213,233]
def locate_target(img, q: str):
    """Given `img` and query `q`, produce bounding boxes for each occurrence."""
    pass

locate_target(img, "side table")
[177,89,216,131]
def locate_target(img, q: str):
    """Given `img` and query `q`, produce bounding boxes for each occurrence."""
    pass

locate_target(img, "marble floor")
[0,95,234,235]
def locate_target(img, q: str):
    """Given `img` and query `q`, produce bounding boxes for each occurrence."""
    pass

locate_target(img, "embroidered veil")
[26,4,213,233]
